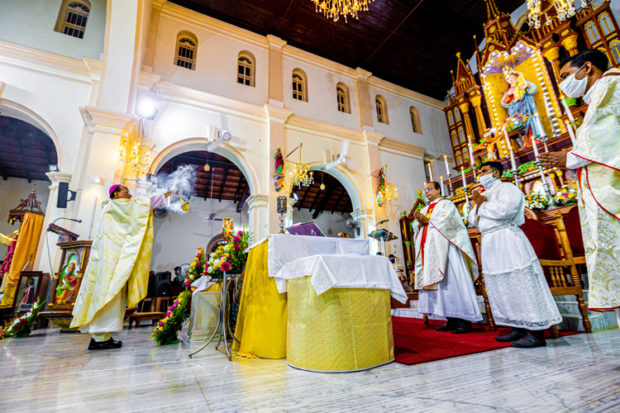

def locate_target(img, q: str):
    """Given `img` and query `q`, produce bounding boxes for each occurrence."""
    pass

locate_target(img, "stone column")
[561,34,579,57]
[267,35,286,106]
[246,194,269,240]
[458,102,476,140]
[362,129,386,229]
[542,45,561,83]
[354,68,374,129]
[470,93,487,139]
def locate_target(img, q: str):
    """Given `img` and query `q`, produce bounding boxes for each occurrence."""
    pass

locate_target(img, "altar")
[232,234,403,362]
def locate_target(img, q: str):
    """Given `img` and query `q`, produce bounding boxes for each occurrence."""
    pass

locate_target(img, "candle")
[531,134,540,159]
[565,120,576,146]
[534,113,546,140]
[444,155,450,176]
[461,167,467,188]
[439,176,445,196]
[427,163,434,181]
[561,98,575,123]
[467,136,475,168]
[503,127,518,171]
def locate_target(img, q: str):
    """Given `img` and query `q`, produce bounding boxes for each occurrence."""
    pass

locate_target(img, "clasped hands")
[539,150,569,170]
[413,211,429,226]
[471,190,487,207]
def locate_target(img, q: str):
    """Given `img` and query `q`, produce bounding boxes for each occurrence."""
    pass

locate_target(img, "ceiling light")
[310,0,376,22]
[136,96,158,119]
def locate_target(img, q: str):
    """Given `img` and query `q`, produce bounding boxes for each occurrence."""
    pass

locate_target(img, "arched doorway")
[149,150,251,274]
[0,111,59,260]
[290,170,358,238]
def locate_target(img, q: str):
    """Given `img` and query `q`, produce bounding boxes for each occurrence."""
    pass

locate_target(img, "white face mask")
[479,172,497,188]
[559,65,588,98]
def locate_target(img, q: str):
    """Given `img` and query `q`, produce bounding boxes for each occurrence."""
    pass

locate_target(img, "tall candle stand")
[447,173,454,197]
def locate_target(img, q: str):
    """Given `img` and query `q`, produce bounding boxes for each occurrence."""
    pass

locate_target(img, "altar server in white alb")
[413,181,482,334]
[469,162,562,348]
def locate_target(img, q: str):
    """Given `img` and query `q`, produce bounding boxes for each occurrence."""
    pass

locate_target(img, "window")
[410,106,422,133]
[599,13,614,36]
[454,108,462,122]
[54,0,90,39]
[451,131,458,147]
[375,95,388,124]
[610,40,620,65]
[455,150,463,166]
[457,127,465,144]
[237,51,255,87]
[292,69,307,101]
[462,147,470,164]
[447,110,454,126]
[175,31,198,70]
[336,83,351,113]
[585,22,601,44]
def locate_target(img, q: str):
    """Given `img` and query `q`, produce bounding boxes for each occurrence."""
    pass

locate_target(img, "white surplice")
[414,199,482,322]
[468,181,562,330]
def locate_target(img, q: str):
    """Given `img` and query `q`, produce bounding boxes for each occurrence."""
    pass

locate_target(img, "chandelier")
[118,134,152,177]
[287,144,314,188]
[526,0,585,29]
[310,0,376,23]
[376,166,398,207]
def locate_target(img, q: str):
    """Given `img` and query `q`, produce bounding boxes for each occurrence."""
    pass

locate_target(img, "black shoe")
[435,318,457,332]
[511,331,546,348]
[88,337,123,350]
[452,319,472,334]
[495,328,526,342]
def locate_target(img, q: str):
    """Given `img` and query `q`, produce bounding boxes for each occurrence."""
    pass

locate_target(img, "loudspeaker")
[150,271,171,297]
[57,182,77,209]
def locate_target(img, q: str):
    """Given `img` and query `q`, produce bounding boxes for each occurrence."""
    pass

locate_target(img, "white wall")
[0,0,106,60]
[0,178,50,258]
[292,208,351,238]
[150,196,249,273]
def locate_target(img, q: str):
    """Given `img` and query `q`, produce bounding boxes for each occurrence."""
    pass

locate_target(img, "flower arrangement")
[503,113,528,133]
[204,229,252,279]
[184,248,205,288]
[152,290,191,345]
[554,180,578,206]
[525,193,549,211]
[0,298,44,339]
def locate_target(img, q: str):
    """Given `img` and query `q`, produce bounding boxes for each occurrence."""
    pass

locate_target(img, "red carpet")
[392,316,580,365]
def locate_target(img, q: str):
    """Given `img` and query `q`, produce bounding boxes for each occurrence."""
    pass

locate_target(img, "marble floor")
[1,326,619,413]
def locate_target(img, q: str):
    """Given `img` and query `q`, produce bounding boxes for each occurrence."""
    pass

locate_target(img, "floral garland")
[554,180,578,206]
[152,289,191,345]
[0,298,44,339]
[204,229,252,279]
[184,247,205,288]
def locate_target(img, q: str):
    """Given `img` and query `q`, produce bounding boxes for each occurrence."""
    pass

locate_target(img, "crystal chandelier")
[527,0,584,29]
[287,144,314,188]
[310,0,376,23]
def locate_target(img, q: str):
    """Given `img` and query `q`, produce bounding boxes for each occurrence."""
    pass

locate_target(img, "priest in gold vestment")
[71,185,168,350]
[541,49,620,323]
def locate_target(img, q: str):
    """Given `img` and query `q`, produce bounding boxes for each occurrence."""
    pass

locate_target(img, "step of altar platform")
[553,293,619,332]
[391,296,491,325]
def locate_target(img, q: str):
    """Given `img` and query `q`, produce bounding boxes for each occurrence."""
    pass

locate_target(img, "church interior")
[0,0,619,411]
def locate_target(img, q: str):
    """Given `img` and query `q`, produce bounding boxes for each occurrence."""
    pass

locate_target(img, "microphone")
[377,219,389,225]
[52,217,82,225]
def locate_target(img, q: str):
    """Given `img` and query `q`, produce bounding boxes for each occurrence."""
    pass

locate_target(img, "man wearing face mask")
[469,162,562,348]
[413,182,481,334]
[540,49,619,320]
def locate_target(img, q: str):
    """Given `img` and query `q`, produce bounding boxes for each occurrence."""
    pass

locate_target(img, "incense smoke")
[151,164,196,214]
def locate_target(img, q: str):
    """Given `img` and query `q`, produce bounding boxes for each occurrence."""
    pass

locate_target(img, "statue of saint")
[501,69,545,146]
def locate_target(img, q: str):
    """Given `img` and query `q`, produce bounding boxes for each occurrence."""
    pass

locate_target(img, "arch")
[292,68,307,101]
[237,51,255,87]
[336,82,351,114]
[454,107,462,122]
[175,30,198,70]
[54,0,91,39]
[308,163,364,213]
[450,130,458,147]
[148,137,258,196]
[447,110,454,126]
[598,12,614,36]
[584,21,601,44]
[0,99,63,170]
[609,39,620,65]
[375,95,388,124]
[409,106,422,134]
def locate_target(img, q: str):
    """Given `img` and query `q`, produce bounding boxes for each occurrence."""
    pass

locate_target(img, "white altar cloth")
[274,254,408,303]
[249,234,369,275]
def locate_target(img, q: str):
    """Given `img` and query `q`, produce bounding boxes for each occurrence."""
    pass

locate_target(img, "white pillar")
[246,194,269,241]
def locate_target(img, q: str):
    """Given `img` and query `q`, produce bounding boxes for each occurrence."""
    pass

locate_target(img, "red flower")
[221,261,232,272]
[234,244,241,251]
[233,236,240,242]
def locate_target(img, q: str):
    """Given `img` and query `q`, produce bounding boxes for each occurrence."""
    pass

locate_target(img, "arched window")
[450,131,458,147]
[336,83,351,113]
[462,147,470,164]
[610,40,620,65]
[237,51,255,87]
[447,110,454,126]
[457,126,465,144]
[599,13,614,36]
[175,31,198,70]
[454,108,462,122]
[455,150,463,166]
[410,106,422,134]
[375,95,388,124]
[292,69,307,101]
[54,0,90,39]
[585,22,601,44]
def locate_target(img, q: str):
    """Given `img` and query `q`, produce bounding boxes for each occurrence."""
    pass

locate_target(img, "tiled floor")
[1,326,619,412]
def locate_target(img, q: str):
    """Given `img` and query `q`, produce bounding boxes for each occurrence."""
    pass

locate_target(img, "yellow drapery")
[71,198,153,328]
[0,212,44,308]
[233,240,288,359]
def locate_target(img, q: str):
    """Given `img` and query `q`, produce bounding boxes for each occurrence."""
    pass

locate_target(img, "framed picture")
[13,271,45,313]
[49,241,92,309]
